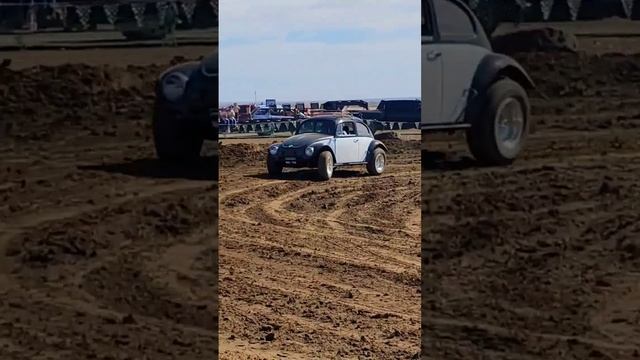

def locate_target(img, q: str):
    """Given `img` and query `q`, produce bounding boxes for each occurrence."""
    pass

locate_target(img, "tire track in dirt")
[1,58,217,359]
[423,51,640,359]
[219,142,421,359]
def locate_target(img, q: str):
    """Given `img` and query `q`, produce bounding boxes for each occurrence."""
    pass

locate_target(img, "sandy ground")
[423,46,640,358]
[218,137,421,358]
[0,46,217,359]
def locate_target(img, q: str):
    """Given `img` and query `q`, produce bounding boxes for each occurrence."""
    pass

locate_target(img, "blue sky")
[219,0,420,103]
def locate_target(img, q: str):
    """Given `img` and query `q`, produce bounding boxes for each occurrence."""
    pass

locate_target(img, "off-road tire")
[152,106,203,163]
[267,156,283,178]
[466,78,529,166]
[367,147,386,176]
[317,151,334,181]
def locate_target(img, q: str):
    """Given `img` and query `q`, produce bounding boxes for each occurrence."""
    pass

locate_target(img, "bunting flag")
[181,0,197,23]
[53,4,67,23]
[620,0,633,18]
[514,0,529,8]
[540,0,554,20]
[131,3,146,28]
[566,0,581,20]
[103,4,119,25]
[75,5,92,29]
[211,0,218,16]
[156,1,168,24]
[171,1,179,15]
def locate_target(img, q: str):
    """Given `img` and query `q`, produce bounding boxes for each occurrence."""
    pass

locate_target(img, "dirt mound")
[492,27,579,55]
[219,143,266,167]
[514,52,640,98]
[374,131,400,140]
[0,63,162,141]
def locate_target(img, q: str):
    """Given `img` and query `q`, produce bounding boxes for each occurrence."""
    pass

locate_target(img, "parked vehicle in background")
[422,0,535,166]
[295,103,306,112]
[356,99,421,122]
[321,100,369,111]
[267,116,388,180]
[251,106,295,122]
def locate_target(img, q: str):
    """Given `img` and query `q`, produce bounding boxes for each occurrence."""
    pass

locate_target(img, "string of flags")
[466,0,635,20]
[0,0,218,31]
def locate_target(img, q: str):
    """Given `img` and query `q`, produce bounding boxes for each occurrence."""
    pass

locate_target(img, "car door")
[422,0,443,125]
[355,122,374,162]
[334,121,359,164]
[433,0,490,124]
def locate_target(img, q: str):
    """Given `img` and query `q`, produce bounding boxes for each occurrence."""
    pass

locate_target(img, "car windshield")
[296,119,334,135]
[254,108,269,115]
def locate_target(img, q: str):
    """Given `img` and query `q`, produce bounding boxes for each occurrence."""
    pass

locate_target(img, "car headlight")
[162,72,189,102]
[269,145,279,155]
[305,146,314,157]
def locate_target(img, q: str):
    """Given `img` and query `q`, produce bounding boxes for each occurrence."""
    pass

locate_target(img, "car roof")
[305,115,368,125]
[425,0,491,50]
[379,99,420,102]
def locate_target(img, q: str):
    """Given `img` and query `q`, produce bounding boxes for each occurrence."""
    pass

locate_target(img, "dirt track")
[424,51,640,359]
[218,138,421,359]
[0,48,217,359]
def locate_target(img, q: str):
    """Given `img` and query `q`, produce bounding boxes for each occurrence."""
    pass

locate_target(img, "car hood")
[282,133,332,148]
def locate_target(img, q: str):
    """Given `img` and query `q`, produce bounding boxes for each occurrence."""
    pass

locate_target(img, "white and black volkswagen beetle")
[267,116,389,181]
[152,51,217,162]
[423,0,536,166]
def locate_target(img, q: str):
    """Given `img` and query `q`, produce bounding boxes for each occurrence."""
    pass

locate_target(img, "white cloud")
[220,0,418,38]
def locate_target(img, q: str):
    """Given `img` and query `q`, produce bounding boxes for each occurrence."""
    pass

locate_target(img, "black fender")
[466,53,535,124]
[471,53,535,97]
[158,61,200,81]
[366,140,388,162]
[155,61,200,100]
[311,144,336,164]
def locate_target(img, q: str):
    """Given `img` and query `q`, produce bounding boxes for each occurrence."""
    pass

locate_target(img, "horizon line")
[220,96,420,104]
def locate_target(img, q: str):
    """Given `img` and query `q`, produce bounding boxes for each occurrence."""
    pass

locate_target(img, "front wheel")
[466,79,530,166]
[267,155,283,178]
[152,106,203,163]
[317,151,334,181]
[367,148,386,175]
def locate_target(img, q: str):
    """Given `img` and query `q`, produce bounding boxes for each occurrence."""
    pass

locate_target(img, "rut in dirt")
[218,141,421,359]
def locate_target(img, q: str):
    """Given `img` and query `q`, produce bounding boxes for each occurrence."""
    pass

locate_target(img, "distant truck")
[251,106,296,122]
[321,100,369,111]
[355,99,421,122]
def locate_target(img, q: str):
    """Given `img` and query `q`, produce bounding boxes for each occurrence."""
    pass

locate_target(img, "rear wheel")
[317,151,334,181]
[466,78,529,166]
[367,147,386,175]
[152,105,203,163]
